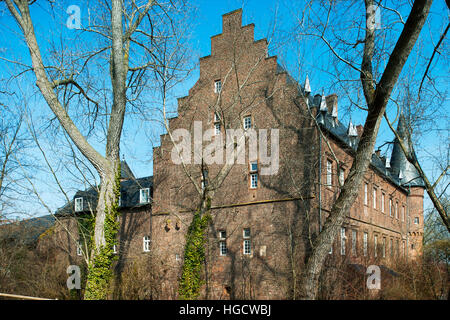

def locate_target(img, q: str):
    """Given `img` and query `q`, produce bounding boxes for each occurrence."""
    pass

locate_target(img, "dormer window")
[214,80,222,93]
[74,197,83,212]
[140,188,150,204]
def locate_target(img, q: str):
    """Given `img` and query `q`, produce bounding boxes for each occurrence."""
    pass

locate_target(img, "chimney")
[326,94,338,119]
[356,125,364,138]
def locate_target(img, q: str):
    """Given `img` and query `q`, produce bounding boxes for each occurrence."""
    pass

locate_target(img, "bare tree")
[292,0,434,299]
[3,0,190,299]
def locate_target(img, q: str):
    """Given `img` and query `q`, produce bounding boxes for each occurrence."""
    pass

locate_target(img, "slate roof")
[314,106,425,190]
[55,161,153,217]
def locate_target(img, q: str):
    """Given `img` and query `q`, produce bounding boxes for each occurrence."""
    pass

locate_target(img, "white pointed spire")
[319,90,327,112]
[304,74,311,94]
[399,169,404,180]
[331,103,338,118]
[347,119,358,137]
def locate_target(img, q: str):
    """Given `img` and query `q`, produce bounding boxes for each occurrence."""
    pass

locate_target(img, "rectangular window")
[143,236,151,252]
[363,232,368,257]
[402,206,405,222]
[243,228,251,255]
[414,217,419,224]
[395,201,399,219]
[374,235,378,258]
[396,239,399,257]
[201,169,208,191]
[249,163,258,189]
[364,183,368,206]
[214,123,221,135]
[140,188,150,204]
[326,160,332,186]
[381,192,385,213]
[339,168,345,187]
[340,227,346,256]
[219,230,227,256]
[390,238,393,257]
[389,199,393,217]
[74,197,83,212]
[352,230,357,257]
[373,188,377,209]
[214,80,222,93]
[243,116,252,130]
[382,237,386,258]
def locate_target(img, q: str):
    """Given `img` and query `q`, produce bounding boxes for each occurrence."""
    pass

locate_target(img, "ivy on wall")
[178,199,211,300]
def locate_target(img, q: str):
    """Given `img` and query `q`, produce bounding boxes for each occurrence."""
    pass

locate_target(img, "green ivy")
[178,201,211,300]
[84,162,121,300]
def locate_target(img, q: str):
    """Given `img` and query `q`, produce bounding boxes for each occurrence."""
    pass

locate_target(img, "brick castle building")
[38,9,425,299]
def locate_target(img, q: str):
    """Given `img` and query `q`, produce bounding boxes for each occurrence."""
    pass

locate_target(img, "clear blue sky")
[0,0,448,218]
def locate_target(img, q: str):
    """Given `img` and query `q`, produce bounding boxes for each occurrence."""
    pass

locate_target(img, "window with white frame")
[363,232,368,257]
[364,183,368,206]
[389,199,393,217]
[140,188,150,204]
[143,236,151,252]
[381,192,385,213]
[214,80,222,93]
[373,187,377,209]
[249,161,258,189]
[243,116,252,130]
[352,230,357,257]
[340,227,346,256]
[77,240,83,256]
[74,197,83,212]
[382,237,386,258]
[326,160,332,186]
[243,228,251,255]
[219,230,227,256]
[214,122,221,135]
[374,235,378,257]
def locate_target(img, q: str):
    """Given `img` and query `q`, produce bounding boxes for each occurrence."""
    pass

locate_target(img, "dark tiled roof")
[315,110,424,191]
[55,176,153,217]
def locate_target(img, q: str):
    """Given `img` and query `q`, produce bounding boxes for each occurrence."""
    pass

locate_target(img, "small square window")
[74,197,83,212]
[243,228,251,239]
[214,80,222,93]
[250,161,258,172]
[140,188,150,204]
[219,230,227,240]
[243,116,252,130]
